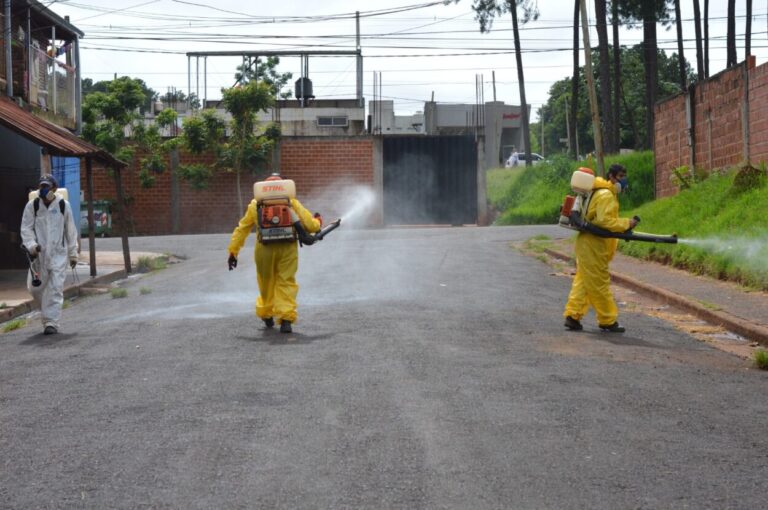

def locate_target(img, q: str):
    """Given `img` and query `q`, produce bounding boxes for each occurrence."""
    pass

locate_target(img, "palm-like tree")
[570,0,580,159]
[595,0,614,153]
[726,0,736,67]
[470,1,539,166]
[692,0,704,80]
[674,0,686,90]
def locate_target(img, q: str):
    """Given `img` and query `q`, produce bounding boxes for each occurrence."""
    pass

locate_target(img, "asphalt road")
[1,226,766,509]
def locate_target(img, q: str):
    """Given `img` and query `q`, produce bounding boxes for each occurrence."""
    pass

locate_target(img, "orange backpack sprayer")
[253,176,342,246]
[558,167,678,244]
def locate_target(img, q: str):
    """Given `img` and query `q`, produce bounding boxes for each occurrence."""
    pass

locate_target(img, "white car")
[518,153,545,166]
[505,153,545,167]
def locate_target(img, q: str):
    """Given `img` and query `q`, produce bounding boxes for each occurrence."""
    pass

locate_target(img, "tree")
[595,0,614,153]
[83,77,156,114]
[160,89,200,110]
[703,0,709,77]
[569,0,580,159]
[235,56,293,99]
[537,45,693,155]
[179,81,279,211]
[611,0,621,151]
[692,0,705,81]
[674,0,686,91]
[82,77,177,189]
[745,0,752,60]
[619,0,672,149]
[726,0,736,67]
[470,0,539,166]
[222,81,277,212]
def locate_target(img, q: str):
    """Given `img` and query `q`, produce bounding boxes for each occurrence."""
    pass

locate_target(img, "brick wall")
[83,137,377,235]
[279,137,376,225]
[655,57,768,197]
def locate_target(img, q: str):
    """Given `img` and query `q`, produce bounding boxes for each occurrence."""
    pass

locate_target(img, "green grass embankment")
[621,168,768,290]
[488,153,768,290]
[488,151,655,225]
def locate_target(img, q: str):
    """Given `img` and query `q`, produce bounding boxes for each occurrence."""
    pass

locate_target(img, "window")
[317,116,348,127]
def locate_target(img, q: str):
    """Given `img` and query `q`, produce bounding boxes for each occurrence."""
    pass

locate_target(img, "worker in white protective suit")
[20,174,79,335]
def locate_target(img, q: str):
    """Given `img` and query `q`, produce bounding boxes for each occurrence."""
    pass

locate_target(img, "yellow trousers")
[563,233,619,326]
[254,241,300,324]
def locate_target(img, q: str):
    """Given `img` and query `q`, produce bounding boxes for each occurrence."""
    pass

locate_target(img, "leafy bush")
[177,163,213,190]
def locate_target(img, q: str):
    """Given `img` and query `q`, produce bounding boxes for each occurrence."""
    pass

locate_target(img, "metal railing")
[30,47,76,125]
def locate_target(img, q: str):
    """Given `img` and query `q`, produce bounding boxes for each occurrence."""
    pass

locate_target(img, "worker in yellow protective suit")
[227,174,322,334]
[563,164,638,333]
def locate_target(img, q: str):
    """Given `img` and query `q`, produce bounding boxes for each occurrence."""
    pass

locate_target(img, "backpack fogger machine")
[558,168,678,244]
[254,179,341,246]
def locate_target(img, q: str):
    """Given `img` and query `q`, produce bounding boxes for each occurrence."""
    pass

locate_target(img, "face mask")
[39,186,55,201]
[614,177,628,194]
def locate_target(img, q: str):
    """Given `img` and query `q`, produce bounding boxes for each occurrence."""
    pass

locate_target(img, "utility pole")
[492,70,497,101]
[579,0,605,176]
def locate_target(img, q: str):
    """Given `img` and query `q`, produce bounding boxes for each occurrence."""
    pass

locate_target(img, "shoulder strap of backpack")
[33,198,40,218]
[59,200,66,215]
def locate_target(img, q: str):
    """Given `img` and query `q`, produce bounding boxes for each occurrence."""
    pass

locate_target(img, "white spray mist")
[678,236,768,272]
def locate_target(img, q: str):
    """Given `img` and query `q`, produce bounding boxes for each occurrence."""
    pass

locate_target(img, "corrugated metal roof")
[0,95,126,168]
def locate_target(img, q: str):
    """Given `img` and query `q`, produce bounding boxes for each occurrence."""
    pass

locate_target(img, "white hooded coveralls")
[20,196,78,329]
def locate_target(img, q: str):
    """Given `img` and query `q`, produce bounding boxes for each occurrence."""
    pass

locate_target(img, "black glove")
[70,258,78,269]
[228,253,238,271]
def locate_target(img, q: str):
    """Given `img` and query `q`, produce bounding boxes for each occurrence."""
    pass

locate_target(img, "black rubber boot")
[280,320,292,334]
[43,325,58,335]
[599,322,626,333]
[564,316,583,331]
[263,317,274,328]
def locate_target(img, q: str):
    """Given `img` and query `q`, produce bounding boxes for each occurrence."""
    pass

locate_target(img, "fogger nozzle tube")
[571,213,678,244]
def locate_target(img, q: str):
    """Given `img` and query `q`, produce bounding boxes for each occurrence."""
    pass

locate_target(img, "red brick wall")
[83,137,377,235]
[279,137,376,225]
[655,57,768,197]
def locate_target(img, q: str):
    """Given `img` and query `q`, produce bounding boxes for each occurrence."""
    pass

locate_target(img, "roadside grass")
[136,255,168,273]
[111,288,128,299]
[755,349,768,370]
[0,302,7,309]
[3,318,26,333]
[621,168,768,290]
[491,151,655,225]
[139,287,152,295]
[487,166,525,208]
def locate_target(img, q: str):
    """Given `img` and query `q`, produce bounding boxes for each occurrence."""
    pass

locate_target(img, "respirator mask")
[614,177,628,194]
[39,185,56,201]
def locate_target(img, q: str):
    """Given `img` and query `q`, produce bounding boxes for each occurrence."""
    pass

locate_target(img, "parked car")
[517,153,545,166]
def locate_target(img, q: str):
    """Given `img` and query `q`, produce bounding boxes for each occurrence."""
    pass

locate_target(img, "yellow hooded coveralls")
[228,198,321,325]
[563,177,631,326]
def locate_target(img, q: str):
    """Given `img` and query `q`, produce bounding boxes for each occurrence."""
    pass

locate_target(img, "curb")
[0,268,129,325]
[543,248,768,346]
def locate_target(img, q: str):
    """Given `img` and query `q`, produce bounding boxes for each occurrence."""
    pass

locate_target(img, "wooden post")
[86,157,96,277]
[113,166,132,274]
[579,0,605,176]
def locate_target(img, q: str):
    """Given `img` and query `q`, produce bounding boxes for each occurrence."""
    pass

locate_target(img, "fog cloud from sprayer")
[678,236,768,272]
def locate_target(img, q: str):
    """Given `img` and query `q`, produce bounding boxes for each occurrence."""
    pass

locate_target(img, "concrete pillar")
[372,137,384,226]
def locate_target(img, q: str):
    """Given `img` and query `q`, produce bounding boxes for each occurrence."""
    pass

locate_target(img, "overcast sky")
[50,0,767,118]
